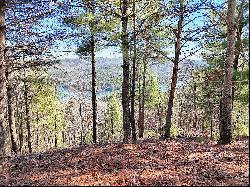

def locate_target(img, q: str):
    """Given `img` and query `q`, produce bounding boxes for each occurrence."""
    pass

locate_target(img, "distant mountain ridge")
[48,57,206,101]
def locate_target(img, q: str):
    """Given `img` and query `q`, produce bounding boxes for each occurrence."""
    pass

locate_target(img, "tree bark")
[205,78,213,139]
[90,28,97,144]
[121,0,131,143]
[54,115,57,148]
[79,103,83,145]
[89,0,97,144]
[178,99,183,127]
[157,102,163,133]
[6,68,18,154]
[192,82,197,128]
[0,0,6,156]
[164,3,184,139]
[138,56,147,138]
[24,81,32,153]
[233,1,244,71]
[130,0,137,142]
[232,1,245,104]
[218,0,236,145]
[17,102,24,153]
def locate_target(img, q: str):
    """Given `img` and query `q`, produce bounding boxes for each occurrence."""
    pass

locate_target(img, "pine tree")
[218,0,236,144]
[164,0,185,139]
[0,0,6,155]
[121,0,131,143]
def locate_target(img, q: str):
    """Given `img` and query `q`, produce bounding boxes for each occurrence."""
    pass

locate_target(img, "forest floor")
[0,138,249,186]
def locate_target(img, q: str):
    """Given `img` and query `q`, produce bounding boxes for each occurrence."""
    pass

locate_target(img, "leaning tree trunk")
[121,0,131,143]
[0,0,6,155]
[24,81,32,153]
[6,68,18,154]
[130,0,137,142]
[218,0,236,145]
[164,3,184,139]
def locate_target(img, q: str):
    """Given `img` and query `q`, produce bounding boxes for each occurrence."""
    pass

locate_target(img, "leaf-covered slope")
[1,139,249,186]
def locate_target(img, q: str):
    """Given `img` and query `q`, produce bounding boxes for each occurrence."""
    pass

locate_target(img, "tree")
[0,0,6,155]
[104,93,122,142]
[121,0,131,143]
[138,55,147,138]
[2,0,63,154]
[130,0,137,142]
[24,78,32,153]
[218,0,236,144]
[199,0,248,140]
[65,0,121,144]
[30,70,66,150]
[164,0,185,139]
[6,62,18,154]
[89,0,97,144]
[131,0,168,139]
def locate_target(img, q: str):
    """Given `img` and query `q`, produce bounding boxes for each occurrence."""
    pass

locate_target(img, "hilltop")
[0,138,248,186]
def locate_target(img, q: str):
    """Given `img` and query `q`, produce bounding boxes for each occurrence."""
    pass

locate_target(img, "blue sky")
[46,0,225,61]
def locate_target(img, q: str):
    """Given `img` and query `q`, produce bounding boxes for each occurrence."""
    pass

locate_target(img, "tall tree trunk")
[232,1,245,105]
[90,0,97,144]
[138,56,147,138]
[54,115,57,148]
[24,81,32,153]
[18,101,23,153]
[6,68,18,154]
[192,82,197,128]
[164,3,184,139]
[0,0,6,155]
[178,99,183,127]
[218,0,236,145]
[91,31,97,144]
[137,72,141,133]
[233,1,244,71]
[157,102,163,133]
[79,103,83,145]
[205,79,213,139]
[130,0,137,142]
[62,130,65,144]
[210,112,213,140]
[121,0,131,143]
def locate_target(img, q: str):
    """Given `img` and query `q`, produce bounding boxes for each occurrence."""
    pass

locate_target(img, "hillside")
[48,57,205,101]
[0,138,248,186]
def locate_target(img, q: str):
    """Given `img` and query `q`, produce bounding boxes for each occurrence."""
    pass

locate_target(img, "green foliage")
[233,69,249,104]
[170,124,184,138]
[85,131,94,145]
[31,71,66,132]
[233,69,249,81]
[235,82,249,104]
[232,103,249,138]
[145,72,164,109]
[103,93,122,142]
[145,129,160,138]
[76,41,92,56]
[233,123,249,137]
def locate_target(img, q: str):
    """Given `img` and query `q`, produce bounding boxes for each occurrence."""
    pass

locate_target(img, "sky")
[51,42,123,59]
[46,0,226,61]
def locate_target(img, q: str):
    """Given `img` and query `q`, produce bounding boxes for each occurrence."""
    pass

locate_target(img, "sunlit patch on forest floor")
[0,139,249,186]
